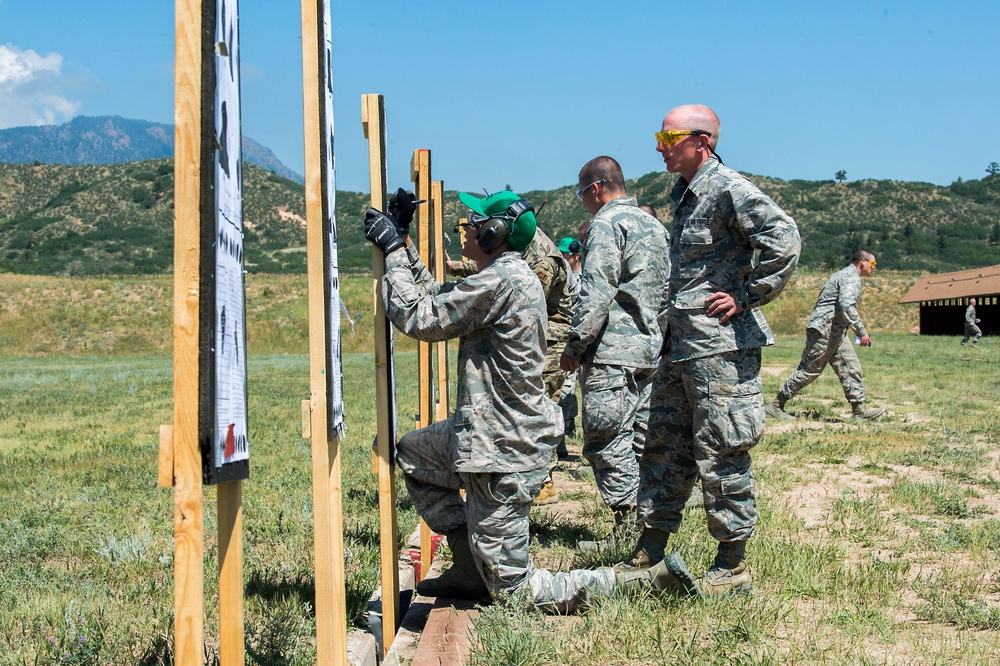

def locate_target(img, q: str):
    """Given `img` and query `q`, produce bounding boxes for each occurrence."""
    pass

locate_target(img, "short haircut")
[638,203,657,218]
[579,156,626,194]
[852,249,873,264]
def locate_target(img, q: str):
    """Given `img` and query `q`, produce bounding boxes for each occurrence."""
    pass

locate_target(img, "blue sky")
[1,0,998,194]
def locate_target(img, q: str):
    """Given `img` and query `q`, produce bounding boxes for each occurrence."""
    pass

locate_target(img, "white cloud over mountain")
[0,43,82,129]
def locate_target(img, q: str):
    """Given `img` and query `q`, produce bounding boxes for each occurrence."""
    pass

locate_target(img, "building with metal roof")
[899,264,999,336]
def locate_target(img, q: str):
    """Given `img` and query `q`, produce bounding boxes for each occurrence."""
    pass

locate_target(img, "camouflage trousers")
[558,369,579,435]
[776,327,864,406]
[543,343,568,401]
[396,419,615,612]
[962,323,982,345]
[580,363,655,510]
[641,349,763,542]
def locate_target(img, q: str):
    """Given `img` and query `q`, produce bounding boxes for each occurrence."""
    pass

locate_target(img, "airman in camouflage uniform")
[557,237,583,444]
[448,225,575,502]
[962,298,982,346]
[560,156,671,523]
[766,250,884,421]
[364,190,622,613]
[626,105,801,596]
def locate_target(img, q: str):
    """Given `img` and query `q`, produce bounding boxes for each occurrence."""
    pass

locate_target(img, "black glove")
[388,187,418,235]
[364,208,405,255]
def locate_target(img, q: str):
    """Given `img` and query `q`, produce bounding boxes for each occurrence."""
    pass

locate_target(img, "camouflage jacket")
[806,264,866,337]
[666,158,801,362]
[522,228,575,352]
[566,268,581,302]
[382,244,561,472]
[564,196,670,368]
[966,305,977,326]
[450,229,574,353]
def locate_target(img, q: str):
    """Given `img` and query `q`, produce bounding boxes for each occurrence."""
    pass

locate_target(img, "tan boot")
[695,540,753,596]
[851,403,885,421]
[533,476,559,506]
[415,530,489,601]
[764,397,794,420]
[616,552,700,598]
[613,527,669,572]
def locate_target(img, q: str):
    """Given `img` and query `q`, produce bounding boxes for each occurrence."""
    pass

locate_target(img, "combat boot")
[851,403,885,421]
[415,530,489,601]
[578,505,635,552]
[613,527,670,572]
[764,397,794,420]
[695,540,752,596]
[533,476,559,506]
[615,552,700,597]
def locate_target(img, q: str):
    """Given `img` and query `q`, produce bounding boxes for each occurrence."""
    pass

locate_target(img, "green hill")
[0,160,997,276]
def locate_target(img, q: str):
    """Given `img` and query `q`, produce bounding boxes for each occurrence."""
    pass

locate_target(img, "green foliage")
[1,161,998,276]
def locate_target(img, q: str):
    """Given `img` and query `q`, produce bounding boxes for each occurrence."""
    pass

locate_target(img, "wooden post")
[302,1,348,664]
[172,0,205,662]
[218,481,243,666]
[362,93,400,656]
[410,150,435,581]
[411,149,434,433]
[432,180,449,423]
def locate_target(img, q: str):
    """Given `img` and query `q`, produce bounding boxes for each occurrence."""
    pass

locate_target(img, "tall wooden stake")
[410,149,435,580]
[362,94,400,656]
[172,0,204,662]
[432,180,449,423]
[217,482,243,666]
[302,1,348,663]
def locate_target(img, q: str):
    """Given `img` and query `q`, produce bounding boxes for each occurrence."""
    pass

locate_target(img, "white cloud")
[0,43,82,128]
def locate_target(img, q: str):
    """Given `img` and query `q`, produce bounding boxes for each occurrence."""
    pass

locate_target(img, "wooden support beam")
[410,149,435,583]
[302,1,348,663]
[432,180,449,424]
[362,93,400,657]
[218,481,244,666]
[172,0,205,662]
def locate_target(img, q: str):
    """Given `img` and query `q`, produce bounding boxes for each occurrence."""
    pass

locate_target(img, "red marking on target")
[224,423,235,459]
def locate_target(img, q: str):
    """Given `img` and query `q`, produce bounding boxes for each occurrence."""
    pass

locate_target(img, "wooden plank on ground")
[409,607,479,666]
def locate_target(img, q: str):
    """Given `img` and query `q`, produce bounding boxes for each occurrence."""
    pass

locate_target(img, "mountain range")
[0,116,998,276]
[0,116,304,184]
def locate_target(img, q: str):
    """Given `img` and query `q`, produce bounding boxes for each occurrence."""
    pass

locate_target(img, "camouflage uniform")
[383,244,613,610]
[451,229,574,401]
[775,265,869,406]
[644,158,800,542]
[558,268,581,436]
[524,228,575,401]
[563,197,671,510]
[962,304,982,345]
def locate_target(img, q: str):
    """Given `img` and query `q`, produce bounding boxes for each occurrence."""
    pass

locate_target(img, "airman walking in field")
[961,298,982,346]
[766,250,885,421]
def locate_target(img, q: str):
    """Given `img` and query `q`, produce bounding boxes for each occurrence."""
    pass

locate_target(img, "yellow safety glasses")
[655,129,711,146]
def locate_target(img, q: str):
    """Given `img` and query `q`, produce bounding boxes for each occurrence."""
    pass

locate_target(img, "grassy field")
[2,269,995,664]
[0,353,421,665]
[474,334,1000,665]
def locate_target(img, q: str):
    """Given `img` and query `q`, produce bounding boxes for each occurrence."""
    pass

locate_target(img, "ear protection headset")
[568,240,582,254]
[472,199,534,253]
